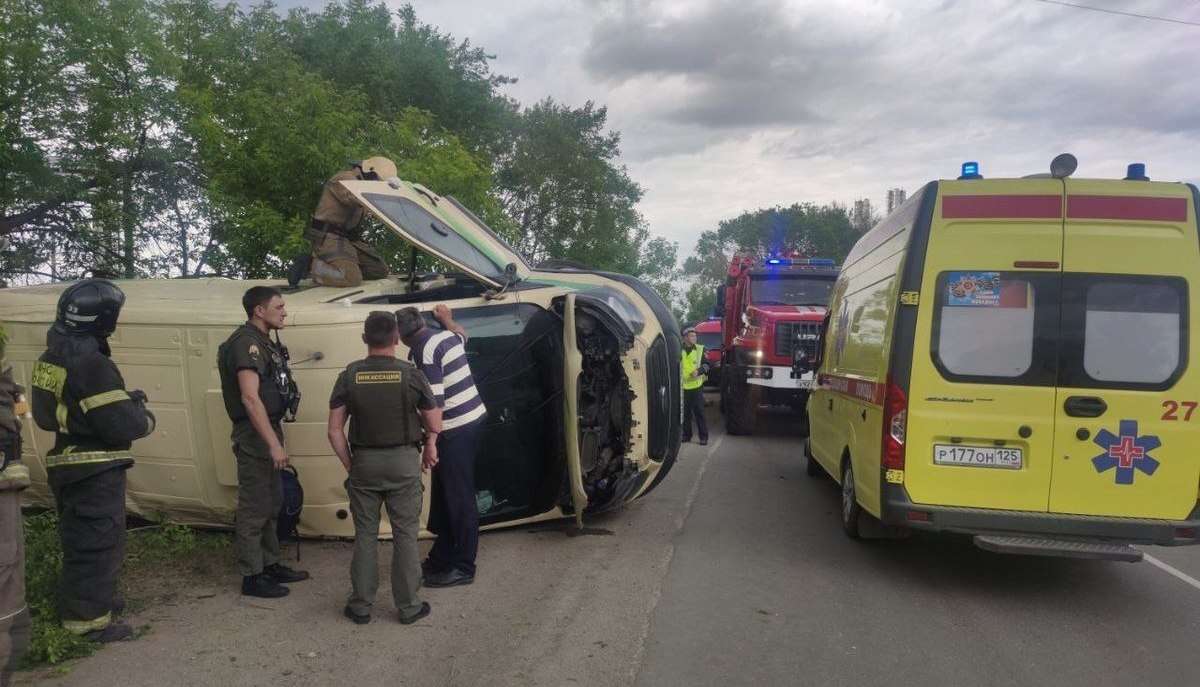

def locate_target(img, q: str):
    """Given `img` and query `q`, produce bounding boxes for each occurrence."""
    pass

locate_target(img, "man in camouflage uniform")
[217,286,309,598]
[292,157,397,288]
[1,321,30,684]
[327,311,440,625]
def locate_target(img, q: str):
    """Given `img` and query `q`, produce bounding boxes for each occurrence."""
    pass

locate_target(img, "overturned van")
[0,178,683,537]
[803,157,1200,561]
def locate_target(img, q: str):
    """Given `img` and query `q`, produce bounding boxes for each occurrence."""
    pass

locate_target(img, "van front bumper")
[882,485,1200,547]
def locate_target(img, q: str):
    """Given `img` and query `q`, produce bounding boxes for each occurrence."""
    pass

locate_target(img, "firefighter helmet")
[54,278,126,337]
[358,156,397,181]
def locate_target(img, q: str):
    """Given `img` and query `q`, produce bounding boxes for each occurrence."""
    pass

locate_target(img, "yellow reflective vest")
[681,344,705,391]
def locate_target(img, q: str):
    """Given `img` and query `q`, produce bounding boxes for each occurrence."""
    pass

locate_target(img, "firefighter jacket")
[30,330,154,480]
[311,168,366,239]
[681,344,706,391]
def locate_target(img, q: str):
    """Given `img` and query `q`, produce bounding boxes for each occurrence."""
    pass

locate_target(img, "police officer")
[327,312,441,625]
[217,286,309,598]
[1,321,31,681]
[290,157,396,288]
[681,326,709,445]
[30,279,155,642]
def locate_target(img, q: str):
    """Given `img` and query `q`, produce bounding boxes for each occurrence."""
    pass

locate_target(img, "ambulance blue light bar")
[958,161,982,180]
[763,258,837,267]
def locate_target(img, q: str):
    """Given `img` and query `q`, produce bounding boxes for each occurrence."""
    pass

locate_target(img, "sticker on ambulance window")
[946,272,1027,308]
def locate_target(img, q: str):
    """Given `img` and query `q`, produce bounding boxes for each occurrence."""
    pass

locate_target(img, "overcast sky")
[268,0,1200,255]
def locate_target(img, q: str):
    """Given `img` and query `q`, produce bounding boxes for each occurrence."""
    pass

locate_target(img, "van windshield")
[696,332,721,350]
[750,276,836,306]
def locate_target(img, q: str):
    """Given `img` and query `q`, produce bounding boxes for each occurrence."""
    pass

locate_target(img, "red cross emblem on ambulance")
[1092,420,1160,485]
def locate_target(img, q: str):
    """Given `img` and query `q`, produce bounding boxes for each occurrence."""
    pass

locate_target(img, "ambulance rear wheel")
[841,461,862,539]
[804,437,821,477]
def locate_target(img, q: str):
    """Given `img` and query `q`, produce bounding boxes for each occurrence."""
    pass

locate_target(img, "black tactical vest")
[342,357,423,447]
[218,324,286,422]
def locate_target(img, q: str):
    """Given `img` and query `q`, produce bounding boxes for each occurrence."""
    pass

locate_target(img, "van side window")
[930,271,1059,386]
[1059,276,1186,390]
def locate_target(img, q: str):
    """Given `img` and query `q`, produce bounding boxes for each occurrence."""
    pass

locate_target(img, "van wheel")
[723,374,757,436]
[803,437,821,477]
[840,461,862,539]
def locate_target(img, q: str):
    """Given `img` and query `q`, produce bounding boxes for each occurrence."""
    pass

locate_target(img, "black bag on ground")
[276,465,303,543]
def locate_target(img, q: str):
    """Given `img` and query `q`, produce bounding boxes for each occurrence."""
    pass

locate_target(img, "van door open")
[1048,180,1200,519]
[905,180,1065,512]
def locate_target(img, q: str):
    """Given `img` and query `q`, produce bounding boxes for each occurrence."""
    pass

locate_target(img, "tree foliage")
[0,0,669,289]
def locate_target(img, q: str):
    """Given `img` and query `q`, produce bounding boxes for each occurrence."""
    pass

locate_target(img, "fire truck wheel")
[723,373,757,436]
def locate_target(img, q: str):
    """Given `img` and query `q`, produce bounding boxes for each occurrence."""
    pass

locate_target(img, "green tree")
[496,98,645,273]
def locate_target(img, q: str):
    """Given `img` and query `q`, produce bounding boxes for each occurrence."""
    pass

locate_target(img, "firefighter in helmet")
[289,157,397,288]
[31,279,156,642]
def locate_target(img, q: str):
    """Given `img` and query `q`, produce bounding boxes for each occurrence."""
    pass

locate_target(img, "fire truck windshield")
[749,275,836,307]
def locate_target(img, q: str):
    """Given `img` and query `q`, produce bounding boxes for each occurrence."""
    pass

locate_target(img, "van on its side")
[803,158,1200,561]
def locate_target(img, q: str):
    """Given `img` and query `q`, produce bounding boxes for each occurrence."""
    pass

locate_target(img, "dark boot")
[83,623,132,644]
[241,574,289,598]
[287,253,311,286]
[264,563,309,584]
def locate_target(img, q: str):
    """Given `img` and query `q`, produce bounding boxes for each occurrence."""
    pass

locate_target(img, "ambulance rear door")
[904,180,1065,512]
[1048,180,1200,519]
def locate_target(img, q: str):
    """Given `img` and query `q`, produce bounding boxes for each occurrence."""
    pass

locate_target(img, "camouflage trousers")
[310,233,388,288]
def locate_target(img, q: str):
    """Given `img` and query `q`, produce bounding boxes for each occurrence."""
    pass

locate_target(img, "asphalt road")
[23,393,1200,686]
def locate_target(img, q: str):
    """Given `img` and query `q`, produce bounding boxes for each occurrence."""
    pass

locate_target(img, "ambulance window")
[1075,278,1184,386]
[932,272,1041,380]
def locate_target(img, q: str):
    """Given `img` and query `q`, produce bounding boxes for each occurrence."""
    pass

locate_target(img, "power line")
[1032,0,1200,26]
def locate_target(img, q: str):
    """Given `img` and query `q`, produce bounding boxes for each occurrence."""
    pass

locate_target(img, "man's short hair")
[242,286,282,318]
[363,311,398,348]
[394,307,426,339]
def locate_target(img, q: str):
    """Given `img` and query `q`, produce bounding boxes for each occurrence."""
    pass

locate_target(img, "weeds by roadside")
[20,509,233,669]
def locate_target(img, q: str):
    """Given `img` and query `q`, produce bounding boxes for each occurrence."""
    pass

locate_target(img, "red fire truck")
[717,253,839,434]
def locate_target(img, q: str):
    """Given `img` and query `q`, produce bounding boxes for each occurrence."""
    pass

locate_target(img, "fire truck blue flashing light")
[958,161,982,180]
[762,257,837,267]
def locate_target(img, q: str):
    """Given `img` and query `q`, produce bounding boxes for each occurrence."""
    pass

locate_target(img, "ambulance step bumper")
[973,535,1144,562]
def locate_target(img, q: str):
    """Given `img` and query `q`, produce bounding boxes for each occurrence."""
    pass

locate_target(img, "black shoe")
[343,606,371,625]
[423,568,474,588]
[287,253,311,286]
[242,574,290,598]
[83,623,132,644]
[682,436,691,443]
[421,558,448,576]
[699,438,708,446]
[264,563,310,584]
[398,601,431,625]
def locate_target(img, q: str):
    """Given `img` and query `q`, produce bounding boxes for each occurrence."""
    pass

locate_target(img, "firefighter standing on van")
[217,286,309,599]
[30,279,155,643]
[1,321,31,681]
[327,311,440,625]
[681,326,709,445]
[290,158,397,288]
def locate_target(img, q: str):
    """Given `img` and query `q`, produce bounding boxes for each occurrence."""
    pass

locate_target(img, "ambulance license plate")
[933,445,1022,469]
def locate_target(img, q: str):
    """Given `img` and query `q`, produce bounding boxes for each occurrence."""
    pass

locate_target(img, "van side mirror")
[715,286,725,310]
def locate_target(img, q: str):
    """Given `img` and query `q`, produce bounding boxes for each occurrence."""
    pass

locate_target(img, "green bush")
[20,510,232,668]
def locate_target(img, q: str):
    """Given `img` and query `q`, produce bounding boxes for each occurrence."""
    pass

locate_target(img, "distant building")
[851,199,873,232]
[886,188,907,214]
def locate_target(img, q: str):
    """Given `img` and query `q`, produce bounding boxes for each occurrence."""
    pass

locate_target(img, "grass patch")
[20,509,233,668]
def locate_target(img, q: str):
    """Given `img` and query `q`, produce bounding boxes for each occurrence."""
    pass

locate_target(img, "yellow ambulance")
[801,155,1200,560]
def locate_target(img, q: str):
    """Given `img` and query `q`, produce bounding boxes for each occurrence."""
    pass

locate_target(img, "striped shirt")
[408,328,486,432]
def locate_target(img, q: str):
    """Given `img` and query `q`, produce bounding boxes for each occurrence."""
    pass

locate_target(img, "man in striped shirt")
[396,305,486,587]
